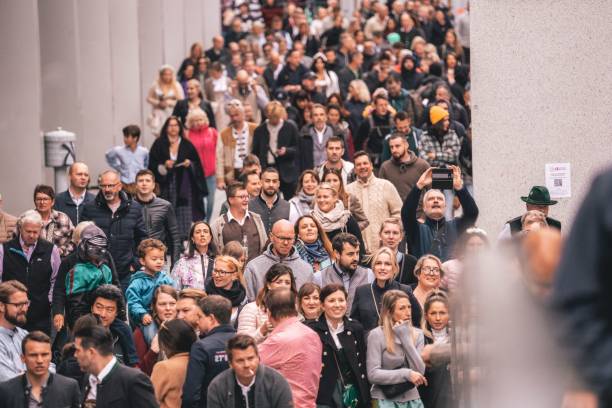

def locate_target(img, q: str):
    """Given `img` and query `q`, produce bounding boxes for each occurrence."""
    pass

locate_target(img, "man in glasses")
[0,280,30,381]
[81,170,146,293]
[243,219,313,301]
[211,181,267,262]
[0,210,60,335]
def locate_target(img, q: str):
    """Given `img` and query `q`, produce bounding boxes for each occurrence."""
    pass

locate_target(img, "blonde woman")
[366,290,427,407]
[351,247,422,332]
[204,255,247,327]
[412,255,445,310]
[311,182,366,260]
[186,108,218,221]
[147,65,184,136]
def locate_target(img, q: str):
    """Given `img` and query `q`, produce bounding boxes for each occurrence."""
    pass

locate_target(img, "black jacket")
[81,192,147,278]
[136,196,182,263]
[182,324,236,408]
[2,237,55,333]
[338,66,361,99]
[54,190,95,226]
[306,317,371,407]
[350,280,422,332]
[251,120,301,184]
[0,373,81,408]
[172,99,216,129]
[82,361,158,408]
[148,136,208,219]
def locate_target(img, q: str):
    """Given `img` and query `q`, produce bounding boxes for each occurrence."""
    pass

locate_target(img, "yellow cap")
[429,106,449,125]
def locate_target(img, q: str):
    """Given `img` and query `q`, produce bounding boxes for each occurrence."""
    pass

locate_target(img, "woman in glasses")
[412,255,445,310]
[204,255,248,327]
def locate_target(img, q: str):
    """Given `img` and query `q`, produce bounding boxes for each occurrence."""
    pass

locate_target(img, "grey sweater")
[366,324,426,402]
[313,264,373,312]
[243,244,314,301]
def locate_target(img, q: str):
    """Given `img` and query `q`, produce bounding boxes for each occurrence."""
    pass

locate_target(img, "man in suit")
[74,325,158,408]
[0,331,81,407]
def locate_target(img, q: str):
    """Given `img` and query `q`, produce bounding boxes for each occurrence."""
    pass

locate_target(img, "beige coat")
[346,175,402,254]
[0,211,17,243]
[151,353,190,408]
[214,122,258,183]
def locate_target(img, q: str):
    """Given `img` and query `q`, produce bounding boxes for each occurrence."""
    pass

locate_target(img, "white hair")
[18,210,43,228]
[423,188,445,203]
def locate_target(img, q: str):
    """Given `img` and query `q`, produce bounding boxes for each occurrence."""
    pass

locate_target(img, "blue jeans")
[205,175,216,222]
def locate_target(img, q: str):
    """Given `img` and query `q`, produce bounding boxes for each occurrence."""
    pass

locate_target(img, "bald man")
[205,35,230,64]
[54,162,95,225]
[243,219,314,301]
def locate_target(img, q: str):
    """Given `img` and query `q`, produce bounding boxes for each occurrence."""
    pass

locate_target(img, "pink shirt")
[188,126,217,177]
[259,316,322,408]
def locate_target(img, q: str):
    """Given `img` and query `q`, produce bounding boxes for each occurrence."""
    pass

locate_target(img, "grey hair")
[98,169,120,183]
[521,210,548,228]
[423,188,444,203]
[18,210,43,228]
[72,221,96,244]
[225,99,244,115]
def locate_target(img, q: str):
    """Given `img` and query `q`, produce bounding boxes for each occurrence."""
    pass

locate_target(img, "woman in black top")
[306,284,371,407]
[351,247,422,331]
[148,116,208,240]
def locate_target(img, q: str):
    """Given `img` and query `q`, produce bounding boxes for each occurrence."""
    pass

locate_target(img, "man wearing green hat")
[499,186,561,238]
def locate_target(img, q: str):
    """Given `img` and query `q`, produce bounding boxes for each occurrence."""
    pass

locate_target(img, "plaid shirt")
[40,210,74,257]
[418,129,462,167]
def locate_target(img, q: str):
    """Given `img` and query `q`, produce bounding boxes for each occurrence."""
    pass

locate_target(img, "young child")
[126,239,175,335]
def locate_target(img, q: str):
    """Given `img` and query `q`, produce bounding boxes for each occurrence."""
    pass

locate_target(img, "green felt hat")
[521,186,558,206]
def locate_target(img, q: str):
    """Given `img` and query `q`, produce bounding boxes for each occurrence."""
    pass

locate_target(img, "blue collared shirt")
[105,145,149,183]
[0,325,28,382]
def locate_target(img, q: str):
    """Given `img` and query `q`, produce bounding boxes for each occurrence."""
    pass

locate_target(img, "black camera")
[431,167,453,190]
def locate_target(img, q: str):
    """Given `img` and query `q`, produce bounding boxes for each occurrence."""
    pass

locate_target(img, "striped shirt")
[233,123,249,169]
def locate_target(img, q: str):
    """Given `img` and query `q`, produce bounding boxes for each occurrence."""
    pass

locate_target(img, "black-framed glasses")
[5,300,30,309]
[272,232,295,243]
[212,268,235,276]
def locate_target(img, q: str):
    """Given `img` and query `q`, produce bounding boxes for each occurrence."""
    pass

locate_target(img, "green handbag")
[341,383,359,408]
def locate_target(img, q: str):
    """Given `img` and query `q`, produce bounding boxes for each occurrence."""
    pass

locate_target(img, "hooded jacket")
[126,270,175,325]
[243,243,314,301]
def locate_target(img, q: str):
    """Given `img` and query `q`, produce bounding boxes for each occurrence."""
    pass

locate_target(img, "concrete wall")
[471,0,612,236]
[0,0,221,215]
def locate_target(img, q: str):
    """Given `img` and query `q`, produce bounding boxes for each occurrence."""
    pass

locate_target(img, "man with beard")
[379,133,430,201]
[346,152,403,254]
[386,74,419,124]
[418,106,462,219]
[81,170,147,293]
[0,280,30,381]
[315,137,355,186]
[313,233,373,311]
[247,168,290,235]
[401,166,478,262]
[381,111,423,161]
[0,210,60,334]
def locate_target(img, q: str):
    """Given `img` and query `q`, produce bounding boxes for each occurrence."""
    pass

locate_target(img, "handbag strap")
[370,283,380,319]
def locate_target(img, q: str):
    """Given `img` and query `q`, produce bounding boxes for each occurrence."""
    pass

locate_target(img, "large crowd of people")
[0,1,573,407]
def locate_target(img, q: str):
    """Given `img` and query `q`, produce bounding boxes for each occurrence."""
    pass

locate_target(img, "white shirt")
[227,209,250,227]
[87,357,117,401]
[327,319,344,350]
[232,123,249,169]
[68,188,86,206]
[314,125,326,145]
[237,374,256,408]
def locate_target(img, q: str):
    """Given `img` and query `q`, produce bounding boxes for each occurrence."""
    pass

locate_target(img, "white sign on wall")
[545,163,571,199]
